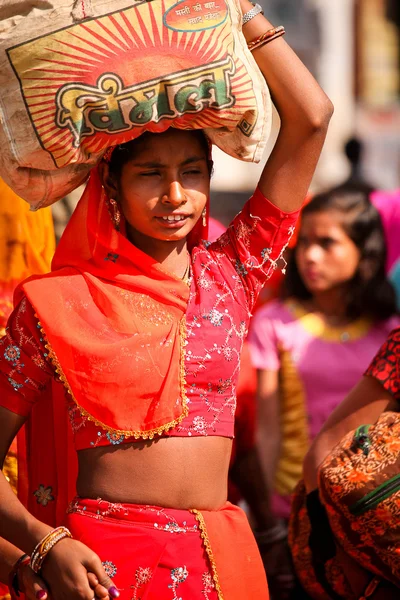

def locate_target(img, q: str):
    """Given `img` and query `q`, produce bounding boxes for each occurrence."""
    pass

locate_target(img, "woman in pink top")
[248,186,398,520]
[248,186,398,598]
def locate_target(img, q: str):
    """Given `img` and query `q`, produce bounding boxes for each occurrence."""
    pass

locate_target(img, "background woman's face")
[295,210,361,295]
[113,129,210,245]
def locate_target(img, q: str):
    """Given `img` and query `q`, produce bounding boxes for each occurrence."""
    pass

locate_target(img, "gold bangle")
[30,527,73,574]
[247,26,285,51]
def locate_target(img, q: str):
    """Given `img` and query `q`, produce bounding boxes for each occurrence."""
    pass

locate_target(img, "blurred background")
[208,0,400,224]
[53,0,400,235]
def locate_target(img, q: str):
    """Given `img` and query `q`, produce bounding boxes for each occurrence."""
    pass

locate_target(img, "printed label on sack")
[164,0,228,32]
[7,0,257,168]
[56,58,235,147]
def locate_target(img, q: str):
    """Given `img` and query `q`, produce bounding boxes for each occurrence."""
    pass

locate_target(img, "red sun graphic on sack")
[6,0,258,168]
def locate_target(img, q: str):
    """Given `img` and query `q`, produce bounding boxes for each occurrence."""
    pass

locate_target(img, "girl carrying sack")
[0,0,271,208]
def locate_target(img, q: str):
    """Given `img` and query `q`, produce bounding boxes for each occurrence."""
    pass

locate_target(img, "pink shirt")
[249,299,399,439]
[248,299,399,518]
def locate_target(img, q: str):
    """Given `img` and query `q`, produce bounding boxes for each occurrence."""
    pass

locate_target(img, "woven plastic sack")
[0,0,271,209]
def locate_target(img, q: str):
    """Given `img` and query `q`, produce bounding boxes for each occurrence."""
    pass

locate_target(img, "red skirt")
[65,498,269,600]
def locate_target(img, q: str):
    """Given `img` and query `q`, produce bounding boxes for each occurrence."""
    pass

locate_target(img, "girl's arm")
[0,407,51,553]
[239,0,333,212]
[0,406,116,600]
[0,538,26,585]
[256,369,282,493]
[303,376,392,492]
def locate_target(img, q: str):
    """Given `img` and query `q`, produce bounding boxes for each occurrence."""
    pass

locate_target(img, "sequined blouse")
[0,188,298,449]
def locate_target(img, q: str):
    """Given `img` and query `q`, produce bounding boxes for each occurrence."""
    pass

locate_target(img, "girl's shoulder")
[372,315,400,337]
[252,298,296,325]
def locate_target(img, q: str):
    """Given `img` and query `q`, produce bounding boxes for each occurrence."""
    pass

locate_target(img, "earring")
[103,186,122,231]
[110,197,121,231]
[202,208,207,227]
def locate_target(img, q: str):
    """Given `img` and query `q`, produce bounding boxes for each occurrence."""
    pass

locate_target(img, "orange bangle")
[247,26,285,51]
[30,526,72,573]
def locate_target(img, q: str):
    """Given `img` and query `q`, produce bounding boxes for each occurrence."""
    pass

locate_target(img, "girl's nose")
[162,181,187,206]
[304,244,322,263]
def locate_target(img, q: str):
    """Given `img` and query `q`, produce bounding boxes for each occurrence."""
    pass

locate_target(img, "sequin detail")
[4,345,21,364]
[102,560,117,578]
[33,484,54,506]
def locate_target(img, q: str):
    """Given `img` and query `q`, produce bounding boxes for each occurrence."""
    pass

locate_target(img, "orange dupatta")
[17,167,197,439]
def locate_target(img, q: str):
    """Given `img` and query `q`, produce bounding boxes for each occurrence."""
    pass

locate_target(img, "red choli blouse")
[0,189,298,450]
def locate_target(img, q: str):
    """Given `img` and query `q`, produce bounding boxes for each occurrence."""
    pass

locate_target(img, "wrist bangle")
[8,554,30,600]
[247,26,286,52]
[30,526,72,574]
[242,3,264,25]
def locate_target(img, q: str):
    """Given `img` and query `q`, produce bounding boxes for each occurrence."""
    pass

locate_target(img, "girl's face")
[103,129,210,248]
[295,210,361,295]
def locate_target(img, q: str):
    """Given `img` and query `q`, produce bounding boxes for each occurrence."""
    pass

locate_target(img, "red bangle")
[247,26,286,51]
[8,554,30,600]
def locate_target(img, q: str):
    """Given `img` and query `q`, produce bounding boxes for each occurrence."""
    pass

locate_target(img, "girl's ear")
[97,161,119,199]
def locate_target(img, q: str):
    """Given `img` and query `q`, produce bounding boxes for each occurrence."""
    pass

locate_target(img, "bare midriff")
[77,436,232,511]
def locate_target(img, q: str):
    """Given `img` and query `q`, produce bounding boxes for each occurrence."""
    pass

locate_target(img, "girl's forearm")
[0,538,24,585]
[303,377,392,492]
[239,0,333,128]
[0,471,51,556]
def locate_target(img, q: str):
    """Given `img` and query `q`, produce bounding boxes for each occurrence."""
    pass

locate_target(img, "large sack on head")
[0,0,271,209]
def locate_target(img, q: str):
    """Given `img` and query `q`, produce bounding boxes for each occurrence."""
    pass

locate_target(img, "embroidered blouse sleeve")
[210,187,300,311]
[364,327,400,401]
[0,297,53,417]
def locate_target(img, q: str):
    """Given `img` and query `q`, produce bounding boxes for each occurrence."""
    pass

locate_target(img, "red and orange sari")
[8,169,268,599]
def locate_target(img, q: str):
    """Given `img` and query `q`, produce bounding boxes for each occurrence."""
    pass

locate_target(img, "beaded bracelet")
[242,3,264,25]
[247,26,286,52]
[31,526,73,574]
[8,554,30,600]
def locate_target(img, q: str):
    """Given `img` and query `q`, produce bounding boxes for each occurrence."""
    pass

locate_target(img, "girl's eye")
[297,236,307,247]
[320,237,335,249]
[140,171,160,177]
[183,169,202,176]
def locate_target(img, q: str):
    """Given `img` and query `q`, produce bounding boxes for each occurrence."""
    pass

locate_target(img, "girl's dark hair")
[107,129,213,179]
[283,185,398,321]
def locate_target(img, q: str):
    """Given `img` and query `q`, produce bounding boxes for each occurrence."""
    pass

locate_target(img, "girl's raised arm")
[240,0,334,212]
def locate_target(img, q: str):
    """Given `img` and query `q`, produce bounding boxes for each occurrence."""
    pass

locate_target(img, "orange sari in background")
[0,178,55,335]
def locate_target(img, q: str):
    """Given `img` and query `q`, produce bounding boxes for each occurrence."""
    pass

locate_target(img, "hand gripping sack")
[0,0,271,208]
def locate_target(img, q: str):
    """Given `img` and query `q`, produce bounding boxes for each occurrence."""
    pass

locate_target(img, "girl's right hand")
[19,562,50,600]
[40,538,119,600]
[18,567,109,600]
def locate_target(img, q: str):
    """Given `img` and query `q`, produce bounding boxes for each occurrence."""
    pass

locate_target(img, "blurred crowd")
[219,137,400,599]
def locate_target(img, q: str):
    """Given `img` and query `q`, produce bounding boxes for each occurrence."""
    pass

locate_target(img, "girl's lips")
[303,270,321,282]
[154,216,189,228]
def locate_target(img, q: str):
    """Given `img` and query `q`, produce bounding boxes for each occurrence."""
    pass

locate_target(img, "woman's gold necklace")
[181,261,191,286]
